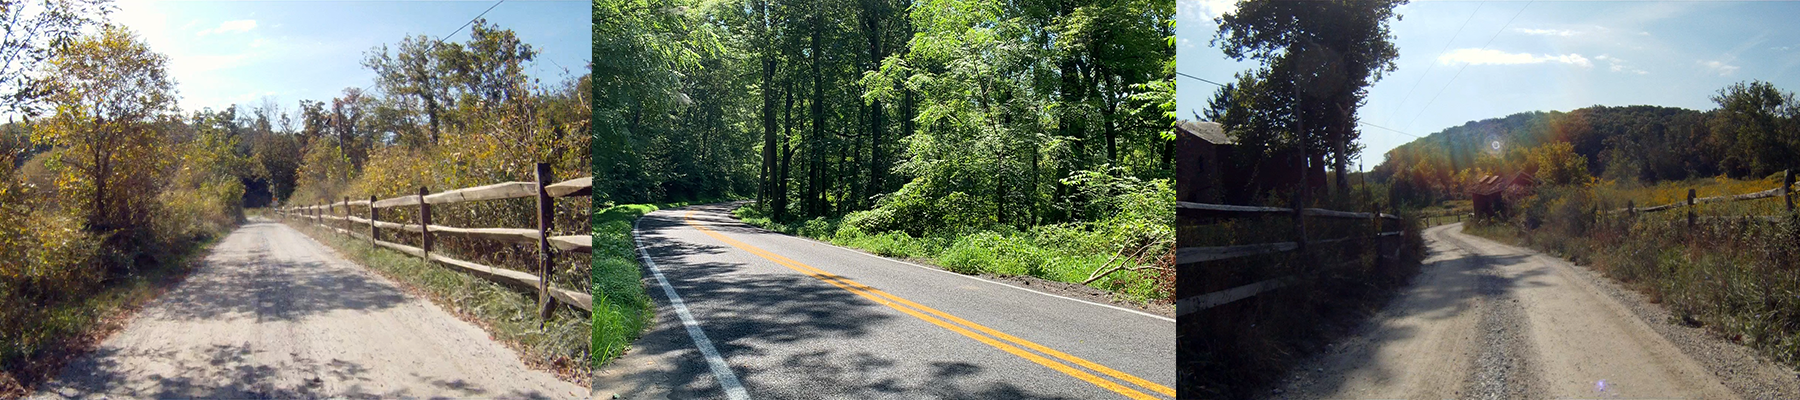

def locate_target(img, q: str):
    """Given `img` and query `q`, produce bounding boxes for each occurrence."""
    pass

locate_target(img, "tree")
[31,24,177,234]
[1711,80,1799,177]
[0,0,109,116]
[1527,141,1589,185]
[1215,0,1406,195]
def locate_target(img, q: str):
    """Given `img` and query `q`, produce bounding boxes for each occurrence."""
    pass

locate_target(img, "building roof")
[1471,171,1537,197]
[1177,120,1234,145]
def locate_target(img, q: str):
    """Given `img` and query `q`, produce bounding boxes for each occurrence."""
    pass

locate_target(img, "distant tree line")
[1372,80,1800,206]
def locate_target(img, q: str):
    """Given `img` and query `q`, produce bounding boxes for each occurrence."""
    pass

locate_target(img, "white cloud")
[1516,28,1577,37]
[1700,60,1739,76]
[197,19,256,36]
[1594,54,1648,75]
[1438,48,1592,68]
[1179,0,1236,21]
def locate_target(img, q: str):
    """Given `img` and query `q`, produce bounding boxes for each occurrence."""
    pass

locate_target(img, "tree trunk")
[809,8,826,218]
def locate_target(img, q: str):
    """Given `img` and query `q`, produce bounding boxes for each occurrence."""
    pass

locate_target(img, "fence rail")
[1176,201,1406,317]
[1607,170,1795,227]
[276,162,592,318]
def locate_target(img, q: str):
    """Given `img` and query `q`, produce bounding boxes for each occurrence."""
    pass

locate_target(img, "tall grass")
[1468,177,1800,368]
[591,204,659,369]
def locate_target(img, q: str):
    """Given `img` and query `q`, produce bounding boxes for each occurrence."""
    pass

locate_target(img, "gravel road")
[31,218,585,399]
[1268,223,1800,400]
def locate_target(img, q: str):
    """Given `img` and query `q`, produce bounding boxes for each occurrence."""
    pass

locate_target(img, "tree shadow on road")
[141,222,412,323]
[602,211,1085,399]
[37,342,562,399]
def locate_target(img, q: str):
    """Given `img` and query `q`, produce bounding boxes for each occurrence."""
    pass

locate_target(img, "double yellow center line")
[682,211,1174,399]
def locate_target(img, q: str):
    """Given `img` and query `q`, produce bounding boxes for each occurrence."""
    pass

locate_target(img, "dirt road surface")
[31,218,585,399]
[1269,223,1800,400]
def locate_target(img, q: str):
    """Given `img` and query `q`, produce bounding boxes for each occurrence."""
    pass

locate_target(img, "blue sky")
[1178,1,1800,166]
[112,0,589,116]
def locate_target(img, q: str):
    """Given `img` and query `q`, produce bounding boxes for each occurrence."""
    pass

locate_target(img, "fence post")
[1785,169,1793,213]
[369,195,379,246]
[342,197,350,234]
[1291,191,1307,254]
[535,162,556,319]
[419,186,433,261]
[1687,188,1696,228]
[1372,202,1384,269]
[1627,200,1635,218]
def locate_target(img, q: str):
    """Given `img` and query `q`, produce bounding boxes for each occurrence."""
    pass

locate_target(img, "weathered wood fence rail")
[276,163,592,318]
[1176,201,1406,318]
[1609,169,1794,226]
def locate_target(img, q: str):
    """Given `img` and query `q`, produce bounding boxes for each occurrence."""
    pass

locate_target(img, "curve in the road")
[682,211,1171,399]
[599,203,1175,399]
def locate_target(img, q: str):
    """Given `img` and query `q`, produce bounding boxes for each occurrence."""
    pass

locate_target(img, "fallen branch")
[1083,240,1172,285]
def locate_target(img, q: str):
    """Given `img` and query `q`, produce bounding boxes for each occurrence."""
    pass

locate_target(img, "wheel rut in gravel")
[1269,223,1755,400]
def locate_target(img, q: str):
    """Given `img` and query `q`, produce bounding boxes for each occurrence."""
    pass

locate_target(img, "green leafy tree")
[1214,0,1406,194]
[32,24,178,234]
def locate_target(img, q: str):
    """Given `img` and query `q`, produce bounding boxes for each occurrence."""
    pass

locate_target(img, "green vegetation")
[591,203,660,368]
[732,176,1176,302]
[594,0,1176,369]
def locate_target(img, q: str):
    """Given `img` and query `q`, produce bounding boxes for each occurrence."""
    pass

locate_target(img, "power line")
[1180,71,1423,139]
[1177,71,1227,88]
[1358,121,1421,139]
[1402,1,1532,134]
[1385,1,1483,126]
[442,0,507,43]
[359,0,507,97]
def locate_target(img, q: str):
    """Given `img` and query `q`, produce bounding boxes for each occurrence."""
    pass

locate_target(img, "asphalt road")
[594,203,1176,399]
[1269,223,1799,400]
[33,218,585,399]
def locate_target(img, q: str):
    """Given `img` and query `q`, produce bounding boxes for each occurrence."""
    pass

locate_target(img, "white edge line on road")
[632,215,752,400]
[690,204,1177,324]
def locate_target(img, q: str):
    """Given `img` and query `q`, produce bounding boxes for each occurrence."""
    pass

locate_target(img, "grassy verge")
[287,222,591,384]
[590,203,658,369]
[730,205,1174,303]
[590,199,727,370]
[1463,180,1800,369]
[0,233,222,398]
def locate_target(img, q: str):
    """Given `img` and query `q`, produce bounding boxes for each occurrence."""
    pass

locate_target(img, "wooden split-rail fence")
[1609,169,1795,226]
[1176,202,1406,318]
[276,163,592,318]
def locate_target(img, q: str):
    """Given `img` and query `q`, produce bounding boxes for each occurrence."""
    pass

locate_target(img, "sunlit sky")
[1178,1,1800,166]
[111,0,589,116]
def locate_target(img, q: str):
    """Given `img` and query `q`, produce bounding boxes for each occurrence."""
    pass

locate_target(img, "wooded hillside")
[1373,81,1800,206]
